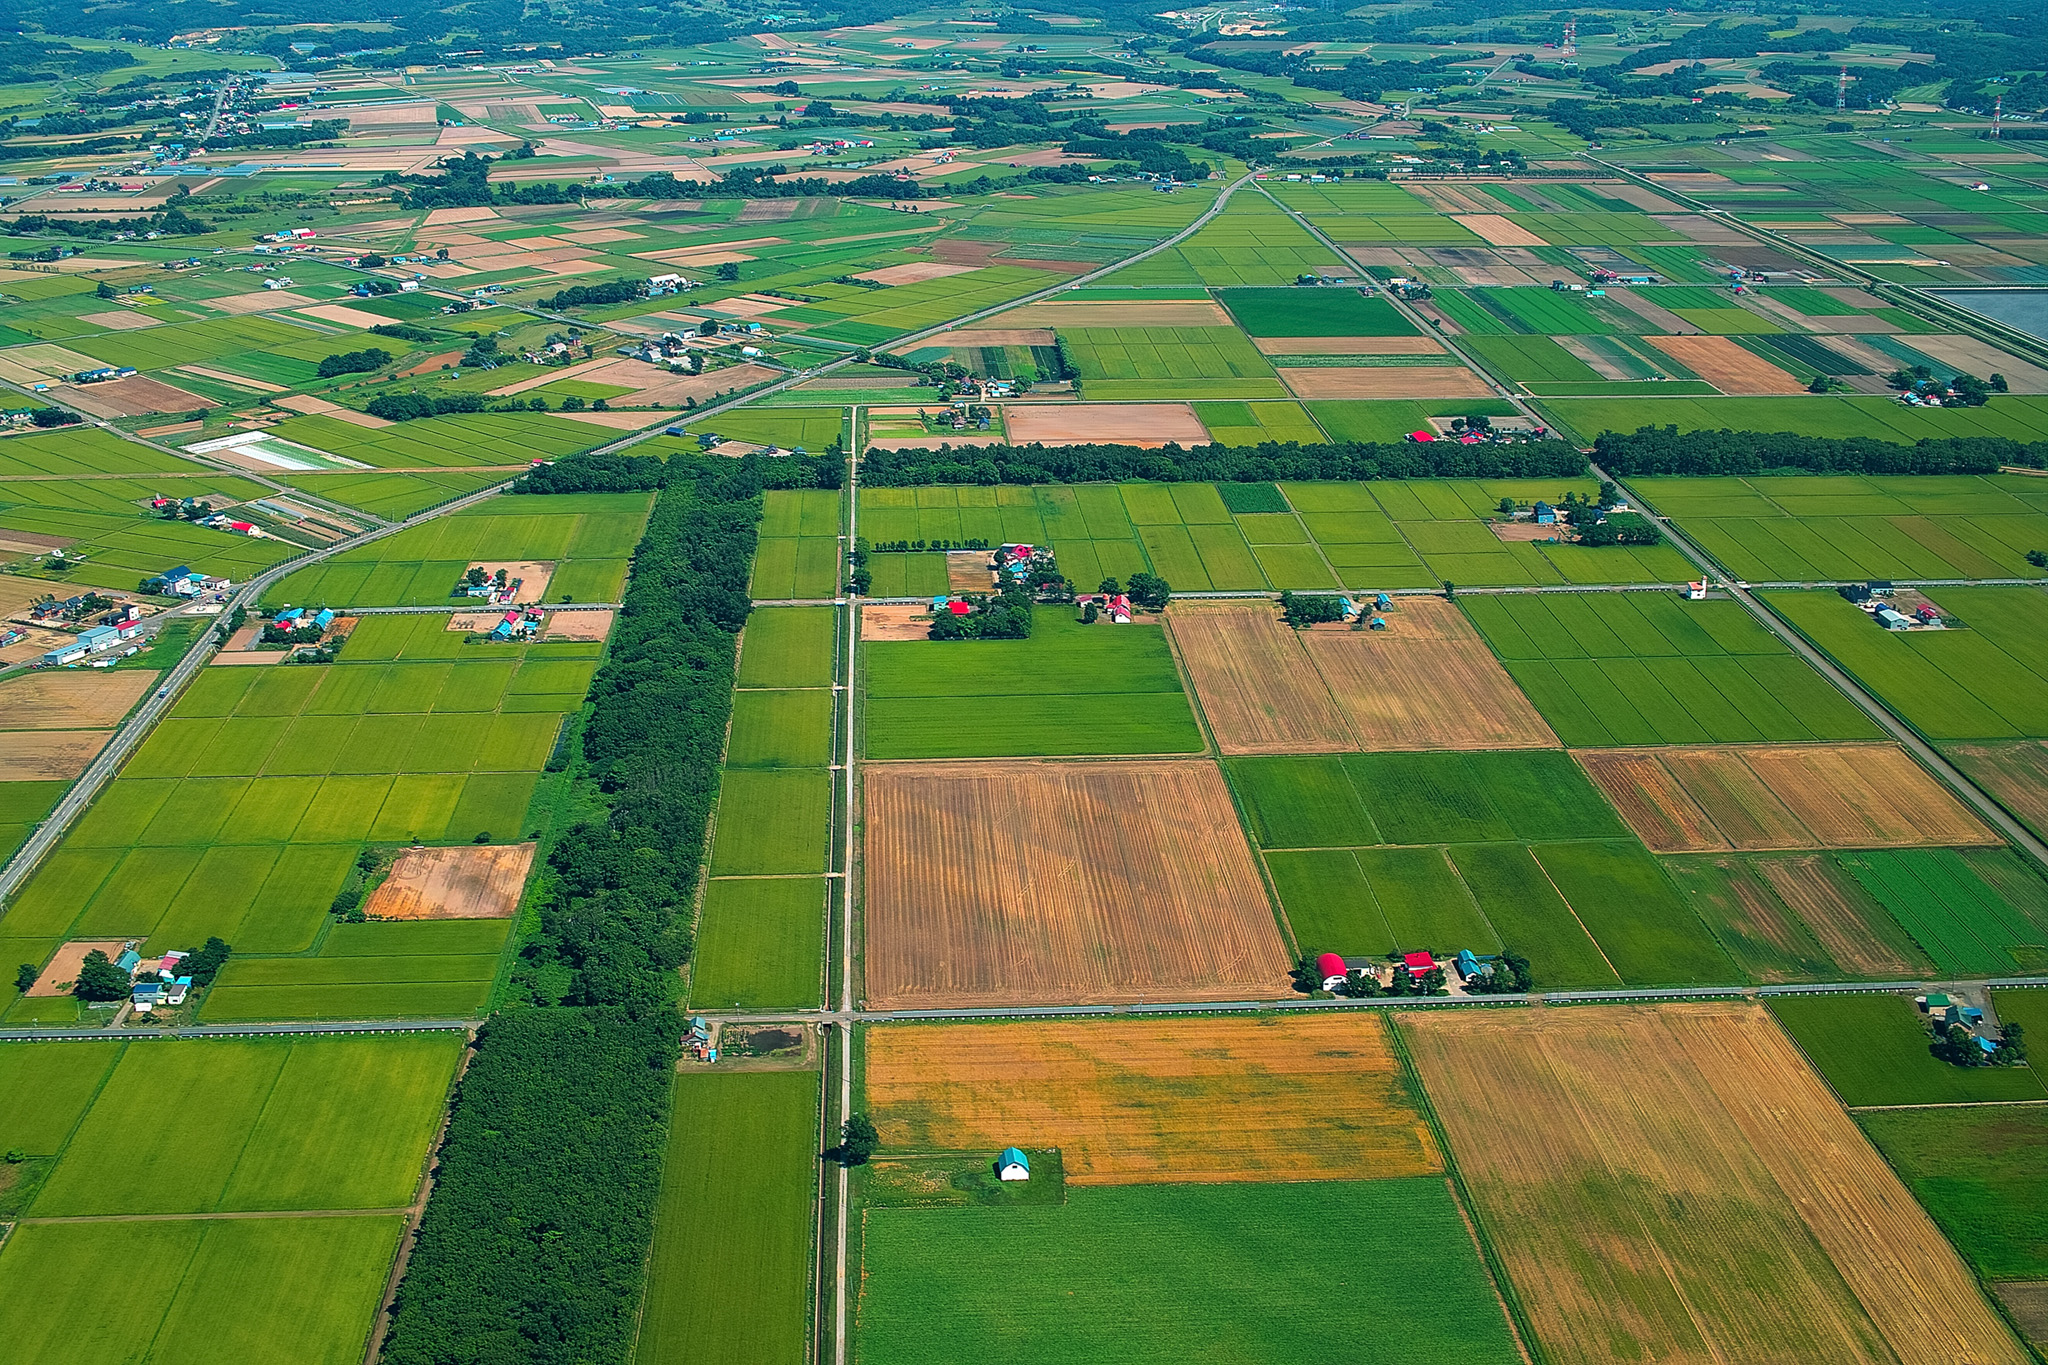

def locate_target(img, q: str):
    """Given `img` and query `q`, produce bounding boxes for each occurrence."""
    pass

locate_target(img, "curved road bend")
[0,475,523,907]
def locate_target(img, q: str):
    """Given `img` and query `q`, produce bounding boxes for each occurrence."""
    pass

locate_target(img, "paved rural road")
[1608,465,2048,874]
[343,601,623,614]
[0,476,522,908]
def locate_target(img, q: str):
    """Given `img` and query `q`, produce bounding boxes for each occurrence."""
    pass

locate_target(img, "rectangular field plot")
[1403,1003,2032,1365]
[1462,591,1882,745]
[856,1180,1522,1365]
[1768,587,2048,741]
[1578,743,1996,852]
[1162,602,1354,754]
[862,760,1287,1008]
[863,609,1200,759]
[690,877,825,1010]
[637,1071,818,1365]
[1767,994,2048,1107]
[1665,853,1937,983]
[1859,1105,2048,1283]
[0,1215,402,1365]
[738,606,837,688]
[1836,847,2048,976]
[864,1015,1438,1185]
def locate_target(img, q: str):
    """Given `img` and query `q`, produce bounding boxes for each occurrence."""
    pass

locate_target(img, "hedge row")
[858,439,1588,486]
[384,450,800,1365]
[1592,426,2048,476]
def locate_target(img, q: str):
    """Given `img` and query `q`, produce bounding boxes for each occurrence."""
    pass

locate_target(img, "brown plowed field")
[1452,213,1548,247]
[861,759,1288,1008]
[0,670,155,730]
[1296,597,1555,751]
[365,842,536,919]
[1164,602,1354,754]
[1577,743,1995,851]
[1401,1003,2032,1365]
[0,730,113,780]
[1946,741,2048,837]
[863,1014,1440,1185]
[1003,402,1208,448]
[1647,335,1805,394]
[1278,366,1495,399]
[1754,855,1923,978]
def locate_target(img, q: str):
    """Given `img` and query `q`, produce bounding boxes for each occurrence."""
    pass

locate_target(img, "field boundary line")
[1849,1099,2048,1112]
[365,1028,475,1365]
[0,1019,476,1041]
[20,1207,412,1225]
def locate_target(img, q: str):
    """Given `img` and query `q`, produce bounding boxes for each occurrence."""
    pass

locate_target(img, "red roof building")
[1317,952,1346,980]
[947,599,972,616]
[1402,951,1435,973]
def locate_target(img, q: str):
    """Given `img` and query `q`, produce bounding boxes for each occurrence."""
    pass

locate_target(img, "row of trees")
[859,438,1588,488]
[315,347,391,379]
[1592,426,2047,476]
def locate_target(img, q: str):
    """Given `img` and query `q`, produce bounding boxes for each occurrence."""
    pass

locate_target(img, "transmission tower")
[1561,18,1577,57]
[1993,94,2003,138]
[1836,66,1847,112]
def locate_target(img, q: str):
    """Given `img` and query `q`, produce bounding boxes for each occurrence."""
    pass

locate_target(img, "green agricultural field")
[1836,848,2048,976]
[691,877,826,1010]
[265,411,613,470]
[0,425,199,477]
[864,608,1199,759]
[0,1215,402,1365]
[727,688,835,767]
[856,1179,1521,1365]
[637,1071,818,1365]
[283,470,514,519]
[1532,842,1737,986]
[1218,288,1417,337]
[740,606,838,688]
[1539,394,2048,447]
[754,488,842,599]
[1665,853,1938,984]
[1192,401,1325,447]
[1766,588,2048,740]
[1462,592,1883,745]
[1768,994,2048,1106]
[708,768,833,874]
[1448,843,1621,990]
[1859,1106,2048,1281]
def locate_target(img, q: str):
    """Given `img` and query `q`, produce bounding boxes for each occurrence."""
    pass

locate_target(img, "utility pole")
[1837,66,1848,112]
[1993,94,2003,139]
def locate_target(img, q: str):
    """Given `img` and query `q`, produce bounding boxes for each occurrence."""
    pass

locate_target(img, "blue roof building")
[997,1147,1030,1181]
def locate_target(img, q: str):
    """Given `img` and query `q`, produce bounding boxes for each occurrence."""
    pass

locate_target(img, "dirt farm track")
[861,759,1290,1009]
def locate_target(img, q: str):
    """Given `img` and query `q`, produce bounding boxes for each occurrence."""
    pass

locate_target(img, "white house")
[997,1147,1030,1181]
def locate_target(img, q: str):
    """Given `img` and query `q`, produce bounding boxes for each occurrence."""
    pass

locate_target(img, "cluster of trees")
[1933,1020,2028,1069]
[860,438,1587,487]
[930,582,1034,640]
[1465,952,1534,995]
[543,278,645,310]
[315,347,392,379]
[29,407,79,428]
[67,936,230,1002]
[364,392,485,422]
[1591,426,2046,476]
[370,322,438,344]
[1280,590,1347,628]
[3,205,212,237]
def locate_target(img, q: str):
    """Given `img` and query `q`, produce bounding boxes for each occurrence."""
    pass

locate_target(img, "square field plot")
[864,1015,1438,1185]
[857,1180,1522,1365]
[690,877,826,1010]
[862,760,1288,1008]
[1859,1104,2048,1284]
[1402,1003,2032,1365]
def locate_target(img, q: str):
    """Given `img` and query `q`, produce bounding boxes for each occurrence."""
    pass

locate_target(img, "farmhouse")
[998,1148,1030,1181]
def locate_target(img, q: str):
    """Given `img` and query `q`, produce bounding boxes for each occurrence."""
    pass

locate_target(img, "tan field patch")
[1297,596,1555,751]
[1165,601,1354,754]
[1401,1002,2032,1365]
[1754,855,1922,978]
[991,300,1233,329]
[1279,366,1494,399]
[912,327,1055,350]
[1996,1283,2048,1353]
[424,205,501,224]
[0,730,113,780]
[295,303,402,330]
[1491,520,1565,542]
[551,408,671,431]
[0,670,154,729]
[1002,402,1208,448]
[945,550,992,593]
[1254,335,1445,355]
[1647,334,1805,394]
[365,843,537,919]
[1949,742,2048,836]
[173,364,288,394]
[542,609,613,642]
[0,575,63,617]
[57,376,211,419]
[0,345,104,385]
[1579,743,1997,851]
[204,290,319,315]
[1452,213,1548,247]
[1909,335,2048,394]
[852,261,978,285]
[27,940,130,996]
[862,759,1289,1009]
[860,603,933,641]
[558,228,644,244]
[464,561,554,603]
[864,1015,1440,1185]
[78,309,161,330]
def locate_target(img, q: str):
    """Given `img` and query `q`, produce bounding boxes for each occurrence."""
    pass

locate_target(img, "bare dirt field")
[992,300,1233,328]
[542,609,614,642]
[913,327,1056,350]
[853,262,978,285]
[0,670,154,729]
[1996,1284,2048,1354]
[1401,1003,2032,1365]
[0,730,113,780]
[1164,601,1355,754]
[58,376,211,418]
[365,843,537,919]
[27,940,130,996]
[1297,596,1555,751]
[861,604,932,640]
[1253,335,1445,355]
[1754,855,1924,978]
[1490,520,1566,542]
[945,551,992,592]
[862,759,1289,1008]
[863,1014,1440,1185]
[1452,213,1549,247]
[1278,366,1495,399]
[1648,335,1805,394]
[1002,402,1208,448]
[1581,744,1996,851]
[464,561,555,604]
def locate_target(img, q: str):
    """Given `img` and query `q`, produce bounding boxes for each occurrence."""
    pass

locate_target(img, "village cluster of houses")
[143,564,233,598]
[115,945,193,1013]
[36,601,151,667]
[1841,581,1947,631]
[486,606,546,641]
[1918,992,2006,1059]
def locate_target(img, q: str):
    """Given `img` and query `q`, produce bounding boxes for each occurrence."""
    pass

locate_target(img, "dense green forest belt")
[858,440,1589,487]
[383,450,828,1365]
[1594,429,2048,477]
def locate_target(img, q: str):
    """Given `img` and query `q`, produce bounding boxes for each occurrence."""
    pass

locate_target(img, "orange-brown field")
[1164,602,1354,754]
[1298,596,1557,751]
[364,843,536,919]
[863,1015,1440,1184]
[0,730,113,780]
[1948,741,2048,837]
[1402,1003,2032,1365]
[1647,335,1805,394]
[0,670,155,730]
[1578,743,1996,851]
[1278,366,1495,399]
[861,759,1289,1008]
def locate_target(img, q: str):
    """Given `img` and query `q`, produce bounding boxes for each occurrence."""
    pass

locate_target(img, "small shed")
[997,1147,1030,1181]
[1317,951,1348,990]
[1533,501,1556,525]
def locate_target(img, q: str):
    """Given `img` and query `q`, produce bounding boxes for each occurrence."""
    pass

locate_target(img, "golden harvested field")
[864,1015,1440,1184]
[1278,366,1495,399]
[1948,741,2048,836]
[1003,402,1208,448]
[0,730,112,780]
[1298,597,1556,751]
[862,759,1289,1008]
[1754,856,1924,977]
[1164,602,1354,754]
[1577,744,1996,851]
[0,670,155,730]
[1453,213,1549,247]
[1647,335,1805,394]
[1402,1003,2032,1365]
[364,842,536,920]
